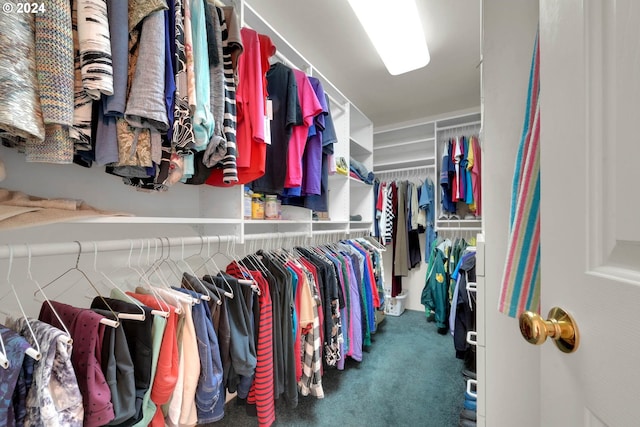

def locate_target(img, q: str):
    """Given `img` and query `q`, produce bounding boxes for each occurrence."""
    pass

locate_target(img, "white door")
[539,0,640,425]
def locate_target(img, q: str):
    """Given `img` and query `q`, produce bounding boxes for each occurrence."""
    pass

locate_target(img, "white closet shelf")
[349,176,372,187]
[70,217,242,225]
[312,220,349,224]
[436,121,482,132]
[329,173,349,181]
[350,137,373,156]
[244,219,310,225]
[349,220,373,227]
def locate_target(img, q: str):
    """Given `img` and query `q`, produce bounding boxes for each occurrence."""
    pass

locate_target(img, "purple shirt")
[301,77,328,196]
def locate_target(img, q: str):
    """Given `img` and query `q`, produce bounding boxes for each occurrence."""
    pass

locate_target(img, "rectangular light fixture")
[346,0,430,76]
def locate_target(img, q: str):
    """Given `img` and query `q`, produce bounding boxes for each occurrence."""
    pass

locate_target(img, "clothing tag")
[264,116,271,145]
[266,99,273,120]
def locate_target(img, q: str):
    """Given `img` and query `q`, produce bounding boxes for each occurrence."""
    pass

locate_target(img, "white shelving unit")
[0,0,375,246]
[373,110,482,234]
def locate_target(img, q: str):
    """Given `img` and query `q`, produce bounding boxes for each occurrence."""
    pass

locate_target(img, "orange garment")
[126,292,179,427]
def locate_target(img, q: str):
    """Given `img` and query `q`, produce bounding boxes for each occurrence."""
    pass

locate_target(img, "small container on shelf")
[251,193,265,220]
[265,195,278,220]
[244,187,252,220]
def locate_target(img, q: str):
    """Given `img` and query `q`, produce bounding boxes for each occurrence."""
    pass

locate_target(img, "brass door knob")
[519,307,579,353]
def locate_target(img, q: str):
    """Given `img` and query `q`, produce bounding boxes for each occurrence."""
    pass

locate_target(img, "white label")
[264,115,271,145]
[266,99,273,120]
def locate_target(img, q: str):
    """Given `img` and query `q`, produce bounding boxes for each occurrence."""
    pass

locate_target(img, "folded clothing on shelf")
[349,157,374,184]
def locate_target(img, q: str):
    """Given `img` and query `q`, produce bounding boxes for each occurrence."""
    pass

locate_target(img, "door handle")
[519,306,580,353]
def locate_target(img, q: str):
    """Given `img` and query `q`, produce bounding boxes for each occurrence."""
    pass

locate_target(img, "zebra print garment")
[202,5,238,183]
[70,0,93,151]
[173,0,196,154]
[202,0,227,166]
[76,0,113,100]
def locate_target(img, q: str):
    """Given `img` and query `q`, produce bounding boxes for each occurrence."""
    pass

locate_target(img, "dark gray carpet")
[210,309,465,427]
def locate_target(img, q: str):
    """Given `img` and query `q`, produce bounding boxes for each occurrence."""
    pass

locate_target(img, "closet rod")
[436,121,482,132]
[374,164,435,175]
[243,1,348,112]
[0,230,368,260]
[269,40,345,112]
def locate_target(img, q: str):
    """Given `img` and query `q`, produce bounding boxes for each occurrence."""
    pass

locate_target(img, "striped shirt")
[226,263,275,427]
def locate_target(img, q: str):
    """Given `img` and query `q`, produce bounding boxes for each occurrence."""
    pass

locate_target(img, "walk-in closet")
[0,0,543,426]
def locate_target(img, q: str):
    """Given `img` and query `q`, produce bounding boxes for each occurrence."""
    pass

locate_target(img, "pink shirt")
[284,70,323,188]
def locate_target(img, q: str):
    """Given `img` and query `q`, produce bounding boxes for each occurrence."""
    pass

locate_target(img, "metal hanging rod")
[374,164,435,176]
[0,229,368,260]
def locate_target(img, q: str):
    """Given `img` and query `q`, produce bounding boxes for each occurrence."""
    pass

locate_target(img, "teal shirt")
[132,314,166,427]
[190,0,215,150]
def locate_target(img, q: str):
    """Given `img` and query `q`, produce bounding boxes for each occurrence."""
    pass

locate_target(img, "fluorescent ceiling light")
[346,0,430,75]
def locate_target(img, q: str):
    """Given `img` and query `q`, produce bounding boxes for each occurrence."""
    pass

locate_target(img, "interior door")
[539,0,640,425]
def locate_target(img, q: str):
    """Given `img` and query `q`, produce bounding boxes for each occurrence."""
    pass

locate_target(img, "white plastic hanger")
[35,242,119,329]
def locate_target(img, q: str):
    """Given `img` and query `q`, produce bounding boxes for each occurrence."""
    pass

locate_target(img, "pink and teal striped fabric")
[499,32,540,318]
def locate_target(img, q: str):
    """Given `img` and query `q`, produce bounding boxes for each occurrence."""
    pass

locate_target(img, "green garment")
[111,289,167,427]
[421,247,449,331]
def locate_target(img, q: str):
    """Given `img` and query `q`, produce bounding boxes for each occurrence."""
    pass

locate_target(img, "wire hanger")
[24,244,72,344]
[35,242,119,329]
[140,238,196,309]
[183,235,222,305]
[140,238,174,292]
[90,242,152,321]
[0,246,41,362]
[178,238,212,302]
[227,236,261,295]
[133,239,176,315]
[203,236,235,299]
[195,236,234,298]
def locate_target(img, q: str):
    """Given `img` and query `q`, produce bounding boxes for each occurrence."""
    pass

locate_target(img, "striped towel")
[498,31,540,318]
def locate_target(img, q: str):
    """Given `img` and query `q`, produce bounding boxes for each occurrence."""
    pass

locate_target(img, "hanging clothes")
[449,250,476,360]
[39,300,116,426]
[422,239,451,334]
[7,317,84,426]
[0,326,32,424]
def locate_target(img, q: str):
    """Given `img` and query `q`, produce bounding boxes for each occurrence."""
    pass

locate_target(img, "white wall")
[381,232,429,313]
[481,1,540,426]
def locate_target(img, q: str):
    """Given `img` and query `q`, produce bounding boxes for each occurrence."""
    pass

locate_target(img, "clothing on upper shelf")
[439,135,482,217]
[0,1,346,207]
[250,62,301,194]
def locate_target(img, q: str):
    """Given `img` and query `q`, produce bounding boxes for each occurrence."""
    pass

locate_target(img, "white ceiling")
[245,0,482,128]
